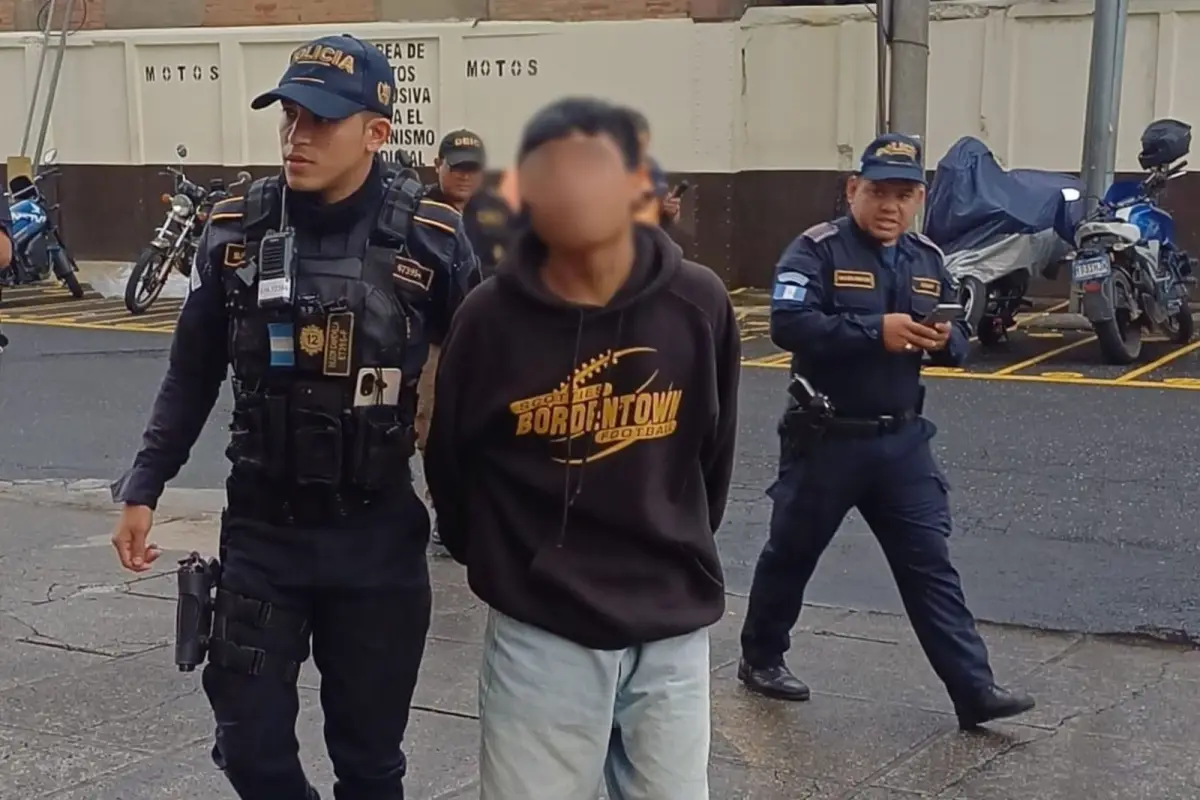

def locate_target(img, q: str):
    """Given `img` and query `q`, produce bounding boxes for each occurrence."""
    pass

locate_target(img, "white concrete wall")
[1,0,1196,173]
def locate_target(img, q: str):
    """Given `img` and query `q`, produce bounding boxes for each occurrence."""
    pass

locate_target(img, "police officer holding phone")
[109,34,477,799]
[737,133,1035,730]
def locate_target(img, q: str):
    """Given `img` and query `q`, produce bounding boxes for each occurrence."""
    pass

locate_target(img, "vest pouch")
[350,405,414,490]
[226,394,288,480]
[290,382,345,486]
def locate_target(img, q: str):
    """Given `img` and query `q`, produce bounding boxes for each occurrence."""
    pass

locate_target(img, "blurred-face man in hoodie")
[422,97,741,800]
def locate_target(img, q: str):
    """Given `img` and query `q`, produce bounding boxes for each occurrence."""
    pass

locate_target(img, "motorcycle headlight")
[171,194,194,217]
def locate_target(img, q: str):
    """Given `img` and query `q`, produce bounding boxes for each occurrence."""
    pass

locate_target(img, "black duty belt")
[824,410,917,438]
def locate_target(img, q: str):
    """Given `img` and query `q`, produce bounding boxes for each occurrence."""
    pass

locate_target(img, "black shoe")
[954,685,1036,730]
[737,658,811,701]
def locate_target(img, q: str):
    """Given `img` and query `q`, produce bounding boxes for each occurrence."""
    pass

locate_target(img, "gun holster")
[175,552,221,672]
[779,377,836,461]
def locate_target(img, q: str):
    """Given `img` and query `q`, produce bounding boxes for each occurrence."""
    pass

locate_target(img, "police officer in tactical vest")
[109,34,479,799]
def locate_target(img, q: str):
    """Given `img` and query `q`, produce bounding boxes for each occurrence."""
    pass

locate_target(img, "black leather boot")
[737,659,811,701]
[954,685,1036,730]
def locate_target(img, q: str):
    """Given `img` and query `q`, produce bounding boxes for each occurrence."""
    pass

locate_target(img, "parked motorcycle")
[924,137,1084,346]
[1070,119,1197,364]
[124,144,251,314]
[2,148,84,299]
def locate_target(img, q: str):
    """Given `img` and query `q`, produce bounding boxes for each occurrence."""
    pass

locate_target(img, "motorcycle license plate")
[1072,253,1111,282]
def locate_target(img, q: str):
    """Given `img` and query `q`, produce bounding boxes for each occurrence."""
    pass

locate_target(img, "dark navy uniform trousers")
[740,417,994,700]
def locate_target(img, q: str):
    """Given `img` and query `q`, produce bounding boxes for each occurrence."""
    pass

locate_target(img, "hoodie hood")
[495,223,682,318]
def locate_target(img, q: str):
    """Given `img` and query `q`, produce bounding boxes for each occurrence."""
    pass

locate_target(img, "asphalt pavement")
[2,290,1199,639]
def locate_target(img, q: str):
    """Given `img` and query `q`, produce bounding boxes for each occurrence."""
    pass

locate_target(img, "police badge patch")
[299,324,325,357]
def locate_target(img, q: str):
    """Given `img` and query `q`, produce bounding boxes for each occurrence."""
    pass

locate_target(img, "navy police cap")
[858,132,925,184]
[251,34,395,121]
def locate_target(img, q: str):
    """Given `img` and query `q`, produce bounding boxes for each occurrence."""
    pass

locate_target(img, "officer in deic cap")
[413,128,514,554]
[425,129,514,279]
[109,33,479,800]
[737,133,1036,731]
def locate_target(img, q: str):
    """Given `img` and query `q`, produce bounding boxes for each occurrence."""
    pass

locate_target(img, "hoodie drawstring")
[556,309,626,546]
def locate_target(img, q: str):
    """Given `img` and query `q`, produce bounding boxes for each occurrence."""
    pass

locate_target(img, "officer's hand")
[661,194,682,221]
[925,322,952,351]
[111,504,160,573]
[882,314,938,353]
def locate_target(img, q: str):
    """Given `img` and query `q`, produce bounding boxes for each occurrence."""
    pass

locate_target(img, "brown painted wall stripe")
[18,164,1200,297]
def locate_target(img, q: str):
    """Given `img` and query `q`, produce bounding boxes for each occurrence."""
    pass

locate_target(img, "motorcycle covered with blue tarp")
[1069,118,1196,364]
[924,136,1084,345]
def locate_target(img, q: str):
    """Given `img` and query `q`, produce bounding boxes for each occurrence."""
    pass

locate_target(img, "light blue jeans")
[478,608,711,800]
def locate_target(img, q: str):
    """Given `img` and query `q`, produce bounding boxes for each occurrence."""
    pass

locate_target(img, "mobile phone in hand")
[921,303,963,326]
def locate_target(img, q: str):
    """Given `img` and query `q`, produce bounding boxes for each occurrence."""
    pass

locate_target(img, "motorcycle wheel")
[1093,308,1142,365]
[958,275,988,338]
[51,247,84,299]
[124,247,174,315]
[1163,302,1194,344]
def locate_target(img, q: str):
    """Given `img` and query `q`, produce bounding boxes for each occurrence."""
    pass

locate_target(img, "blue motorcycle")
[3,148,83,299]
[1071,119,1196,364]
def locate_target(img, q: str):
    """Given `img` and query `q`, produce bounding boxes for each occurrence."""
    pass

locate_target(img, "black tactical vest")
[221,172,425,498]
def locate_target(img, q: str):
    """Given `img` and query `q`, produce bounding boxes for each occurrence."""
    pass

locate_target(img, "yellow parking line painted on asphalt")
[988,336,1097,376]
[5,298,113,317]
[0,316,174,333]
[745,356,1200,390]
[1112,339,1200,382]
[1010,299,1070,331]
[741,352,790,367]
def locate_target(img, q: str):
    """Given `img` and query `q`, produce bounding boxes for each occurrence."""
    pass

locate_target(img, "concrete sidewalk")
[0,480,1197,799]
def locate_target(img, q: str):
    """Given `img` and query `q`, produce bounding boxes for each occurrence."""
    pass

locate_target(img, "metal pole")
[876,0,890,136]
[20,0,57,156]
[32,0,76,168]
[887,0,930,141]
[1105,0,1129,190]
[887,0,930,230]
[1074,0,1127,311]
[1080,0,1127,214]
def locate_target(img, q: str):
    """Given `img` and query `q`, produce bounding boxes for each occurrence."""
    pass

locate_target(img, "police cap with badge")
[438,129,486,169]
[857,133,925,184]
[247,34,399,311]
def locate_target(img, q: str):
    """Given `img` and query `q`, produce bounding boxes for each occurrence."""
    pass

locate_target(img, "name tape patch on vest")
[323,312,354,377]
[224,243,246,268]
[912,277,941,298]
[393,256,434,292]
[832,270,876,289]
[268,322,295,368]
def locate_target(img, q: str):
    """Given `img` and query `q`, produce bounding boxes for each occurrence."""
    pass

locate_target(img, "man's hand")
[661,192,682,222]
[881,313,946,353]
[925,322,952,351]
[111,504,160,572]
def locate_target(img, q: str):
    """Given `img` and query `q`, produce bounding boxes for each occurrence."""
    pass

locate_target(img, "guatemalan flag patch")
[773,270,809,302]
